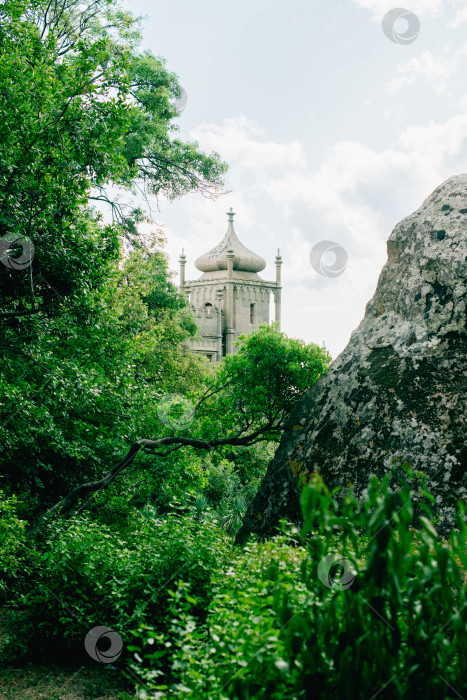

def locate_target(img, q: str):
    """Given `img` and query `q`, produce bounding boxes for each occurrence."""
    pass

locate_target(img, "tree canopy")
[37,325,330,522]
[0,0,226,317]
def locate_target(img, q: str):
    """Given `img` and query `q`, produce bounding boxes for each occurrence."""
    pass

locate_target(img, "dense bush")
[9,510,230,661]
[201,453,271,534]
[129,467,467,699]
[0,489,30,603]
[127,536,307,699]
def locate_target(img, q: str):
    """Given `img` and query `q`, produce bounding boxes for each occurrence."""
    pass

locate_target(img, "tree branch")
[0,346,47,370]
[34,423,282,532]
[0,309,41,318]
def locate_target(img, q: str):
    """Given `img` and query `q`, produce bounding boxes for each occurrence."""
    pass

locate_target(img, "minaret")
[274,248,282,329]
[179,248,186,294]
[225,247,235,355]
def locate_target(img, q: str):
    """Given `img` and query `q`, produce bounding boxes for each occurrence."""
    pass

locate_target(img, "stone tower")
[179,208,282,362]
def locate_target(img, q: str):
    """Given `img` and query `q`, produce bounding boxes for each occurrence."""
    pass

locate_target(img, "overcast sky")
[121,0,467,358]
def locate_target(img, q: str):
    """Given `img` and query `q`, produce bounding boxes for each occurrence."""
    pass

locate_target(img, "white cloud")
[386,46,467,95]
[191,116,306,169]
[269,114,467,218]
[398,114,467,164]
[384,103,404,123]
[264,115,467,352]
[449,6,467,27]
[351,0,447,19]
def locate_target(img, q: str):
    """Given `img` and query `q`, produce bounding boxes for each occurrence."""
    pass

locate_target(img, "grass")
[0,664,133,700]
[0,608,133,700]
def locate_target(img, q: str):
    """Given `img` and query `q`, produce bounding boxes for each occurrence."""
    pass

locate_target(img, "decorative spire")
[179,248,187,289]
[194,210,266,273]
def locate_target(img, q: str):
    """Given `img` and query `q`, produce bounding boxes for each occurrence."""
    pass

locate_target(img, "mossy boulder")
[237,175,467,542]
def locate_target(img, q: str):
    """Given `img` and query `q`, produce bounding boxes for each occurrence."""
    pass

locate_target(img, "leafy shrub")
[280,468,467,699]
[130,467,467,699]
[202,456,270,535]
[128,536,307,699]
[203,459,242,506]
[13,510,231,660]
[0,489,31,603]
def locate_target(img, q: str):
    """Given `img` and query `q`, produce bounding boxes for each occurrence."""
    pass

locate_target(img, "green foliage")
[0,236,207,513]
[201,453,272,535]
[0,0,226,314]
[129,468,467,699]
[11,510,230,660]
[285,468,467,699]
[0,488,31,602]
[195,324,331,443]
[127,537,307,699]
[202,459,242,506]
[0,0,225,517]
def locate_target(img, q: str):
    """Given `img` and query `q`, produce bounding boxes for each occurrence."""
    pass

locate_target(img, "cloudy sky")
[122,0,467,358]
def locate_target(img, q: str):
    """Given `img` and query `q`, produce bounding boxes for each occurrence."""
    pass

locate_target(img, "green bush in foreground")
[129,467,467,699]
[10,511,230,660]
[0,489,30,603]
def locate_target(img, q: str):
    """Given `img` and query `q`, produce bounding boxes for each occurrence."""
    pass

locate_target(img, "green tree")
[0,0,225,317]
[39,326,330,523]
[0,235,208,517]
[0,0,225,516]
[198,323,330,442]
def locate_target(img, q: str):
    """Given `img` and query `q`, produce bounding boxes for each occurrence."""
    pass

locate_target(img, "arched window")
[204,302,213,317]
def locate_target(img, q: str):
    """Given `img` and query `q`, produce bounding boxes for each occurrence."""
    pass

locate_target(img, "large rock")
[237,175,467,542]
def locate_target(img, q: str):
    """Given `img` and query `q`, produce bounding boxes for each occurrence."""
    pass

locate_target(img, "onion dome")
[195,208,266,273]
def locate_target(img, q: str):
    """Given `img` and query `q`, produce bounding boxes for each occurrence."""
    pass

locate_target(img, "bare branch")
[34,422,282,532]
